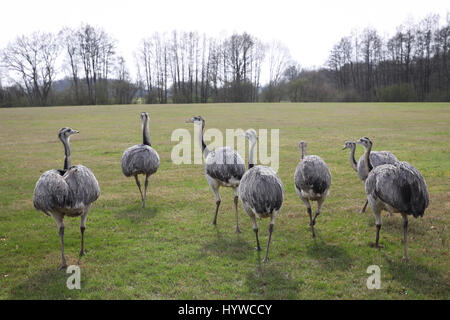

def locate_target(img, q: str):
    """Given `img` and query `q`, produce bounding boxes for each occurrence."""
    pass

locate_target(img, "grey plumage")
[239,129,284,262]
[186,116,245,233]
[240,166,284,216]
[121,112,160,208]
[357,137,429,260]
[205,147,245,186]
[34,166,100,216]
[122,144,160,177]
[294,141,331,238]
[343,140,398,213]
[357,151,398,181]
[33,127,100,269]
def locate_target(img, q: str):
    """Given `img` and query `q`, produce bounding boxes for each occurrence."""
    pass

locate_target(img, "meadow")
[0,102,448,300]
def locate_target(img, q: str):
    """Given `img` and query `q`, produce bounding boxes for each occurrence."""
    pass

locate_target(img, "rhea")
[343,140,398,213]
[33,127,100,270]
[356,137,429,260]
[239,129,284,262]
[186,116,245,232]
[122,112,160,208]
[294,141,331,238]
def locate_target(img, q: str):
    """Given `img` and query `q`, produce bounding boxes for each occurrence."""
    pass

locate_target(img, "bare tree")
[2,32,60,106]
[76,24,116,105]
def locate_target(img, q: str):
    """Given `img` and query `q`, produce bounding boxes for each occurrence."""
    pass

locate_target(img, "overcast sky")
[0,0,449,81]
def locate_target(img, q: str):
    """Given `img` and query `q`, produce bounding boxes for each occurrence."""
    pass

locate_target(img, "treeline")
[135,31,266,104]
[1,13,449,107]
[262,13,450,102]
[0,24,270,107]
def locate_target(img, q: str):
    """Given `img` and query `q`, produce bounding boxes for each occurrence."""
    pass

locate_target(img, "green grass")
[0,102,449,300]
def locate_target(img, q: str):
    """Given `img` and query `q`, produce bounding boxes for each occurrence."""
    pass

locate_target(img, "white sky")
[0,0,449,82]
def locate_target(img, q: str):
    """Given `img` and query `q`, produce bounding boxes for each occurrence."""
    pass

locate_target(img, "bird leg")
[311,198,324,237]
[307,207,316,238]
[250,214,261,251]
[58,225,67,270]
[212,200,221,225]
[312,211,320,226]
[134,175,145,208]
[210,186,221,226]
[234,194,241,234]
[143,174,149,208]
[402,214,409,261]
[79,226,85,257]
[375,224,383,249]
[360,199,368,214]
[263,220,275,262]
[79,212,88,257]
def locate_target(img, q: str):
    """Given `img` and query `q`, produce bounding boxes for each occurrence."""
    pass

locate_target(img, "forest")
[0,13,448,107]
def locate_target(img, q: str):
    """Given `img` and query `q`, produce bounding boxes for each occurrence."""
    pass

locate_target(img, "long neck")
[198,121,209,158]
[62,138,71,170]
[349,145,357,171]
[248,139,257,169]
[142,117,151,146]
[363,145,373,173]
[301,144,306,160]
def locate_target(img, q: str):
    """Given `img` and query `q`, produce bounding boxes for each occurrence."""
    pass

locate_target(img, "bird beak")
[342,146,346,150]
[185,118,193,123]
[73,130,80,134]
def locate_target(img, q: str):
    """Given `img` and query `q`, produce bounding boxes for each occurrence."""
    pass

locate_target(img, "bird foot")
[262,257,269,263]
[58,264,68,271]
[235,228,241,234]
[255,246,262,251]
[79,250,85,257]
[370,243,384,249]
[402,256,409,261]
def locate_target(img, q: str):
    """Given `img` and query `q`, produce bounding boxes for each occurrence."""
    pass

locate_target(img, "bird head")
[298,141,307,150]
[140,112,149,122]
[58,127,79,142]
[243,129,258,142]
[185,115,204,124]
[342,140,355,150]
[356,137,372,149]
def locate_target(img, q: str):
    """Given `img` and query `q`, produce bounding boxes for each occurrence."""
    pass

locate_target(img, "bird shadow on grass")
[8,267,84,300]
[114,205,158,222]
[367,211,428,235]
[198,227,252,261]
[384,254,450,298]
[305,239,353,271]
[245,260,301,299]
[366,215,427,236]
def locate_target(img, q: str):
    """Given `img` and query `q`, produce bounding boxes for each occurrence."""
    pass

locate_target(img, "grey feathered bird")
[33,127,100,270]
[186,116,245,233]
[343,140,398,213]
[122,112,160,208]
[239,129,284,262]
[356,137,429,260]
[294,141,331,238]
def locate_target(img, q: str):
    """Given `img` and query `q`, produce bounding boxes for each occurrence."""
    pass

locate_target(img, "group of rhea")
[33,112,429,269]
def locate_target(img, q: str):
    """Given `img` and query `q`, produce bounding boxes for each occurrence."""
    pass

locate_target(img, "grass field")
[0,102,449,300]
